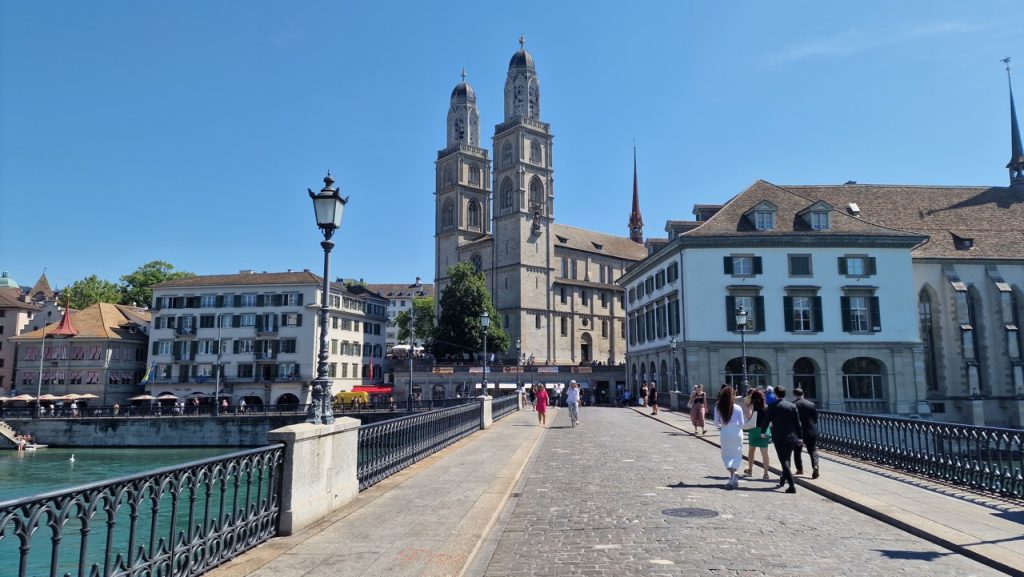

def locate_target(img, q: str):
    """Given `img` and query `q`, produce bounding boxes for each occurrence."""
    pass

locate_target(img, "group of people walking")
[635,382,659,415]
[523,380,584,427]
[712,384,819,493]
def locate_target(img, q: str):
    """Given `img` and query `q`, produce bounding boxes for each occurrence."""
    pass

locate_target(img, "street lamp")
[735,305,749,396]
[515,337,521,391]
[307,171,348,425]
[481,310,490,397]
[407,307,415,413]
[669,337,679,393]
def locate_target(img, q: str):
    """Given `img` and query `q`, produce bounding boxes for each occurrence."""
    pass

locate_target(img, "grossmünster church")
[434,39,647,365]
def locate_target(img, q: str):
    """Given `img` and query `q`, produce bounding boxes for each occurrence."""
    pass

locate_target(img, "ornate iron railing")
[0,445,284,577]
[357,402,480,490]
[492,394,519,421]
[818,411,1024,499]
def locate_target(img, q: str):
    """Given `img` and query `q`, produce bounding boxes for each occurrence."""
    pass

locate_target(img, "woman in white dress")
[713,385,745,489]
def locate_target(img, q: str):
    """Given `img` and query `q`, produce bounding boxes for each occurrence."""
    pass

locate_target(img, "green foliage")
[431,262,509,359]
[64,275,123,309]
[120,261,194,307]
[396,297,436,344]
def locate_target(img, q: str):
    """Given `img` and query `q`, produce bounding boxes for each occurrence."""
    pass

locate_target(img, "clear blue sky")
[2,1,1021,291]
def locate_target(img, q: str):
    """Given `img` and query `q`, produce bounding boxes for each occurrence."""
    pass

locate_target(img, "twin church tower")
[434,38,647,365]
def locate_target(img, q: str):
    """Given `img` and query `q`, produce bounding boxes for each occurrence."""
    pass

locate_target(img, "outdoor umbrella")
[73,393,99,400]
[9,394,36,402]
[37,394,66,401]
[156,394,178,400]
[127,394,156,401]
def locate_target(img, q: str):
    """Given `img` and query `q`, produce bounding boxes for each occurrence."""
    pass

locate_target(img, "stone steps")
[0,421,19,449]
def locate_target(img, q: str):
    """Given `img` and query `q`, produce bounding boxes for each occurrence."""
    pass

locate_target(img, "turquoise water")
[1,447,250,577]
[0,446,238,502]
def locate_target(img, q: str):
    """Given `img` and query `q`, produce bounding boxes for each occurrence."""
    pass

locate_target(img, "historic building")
[434,40,646,366]
[10,302,151,405]
[623,69,1024,427]
[149,271,387,406]
[0,271,63,395]
[365,277,434,354]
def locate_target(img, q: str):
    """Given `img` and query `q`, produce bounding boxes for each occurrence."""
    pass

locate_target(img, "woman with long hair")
[713,385,746,489]
[689,384,707,435]
[742,389,772,479]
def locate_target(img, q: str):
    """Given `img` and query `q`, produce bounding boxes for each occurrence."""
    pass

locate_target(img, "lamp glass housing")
[481,310,490,328]
[312,192,345,230]
[735,307,748,328]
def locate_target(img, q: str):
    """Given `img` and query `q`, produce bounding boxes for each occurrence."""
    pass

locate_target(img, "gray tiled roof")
[153,271,321,289]
[365,283,436,299]
[550,223,647,261]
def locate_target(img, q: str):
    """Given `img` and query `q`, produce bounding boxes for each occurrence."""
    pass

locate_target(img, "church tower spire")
[1004,57,1024,186]
[628,147,644,244]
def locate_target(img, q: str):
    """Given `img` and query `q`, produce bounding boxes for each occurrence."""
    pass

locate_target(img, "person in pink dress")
[534,384,549,426]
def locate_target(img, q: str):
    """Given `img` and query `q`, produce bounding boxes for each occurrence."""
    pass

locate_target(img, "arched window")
[501,178,514,209]
[842,357,884,400]
[441,199,455,229]
[918,288,938,391]
[725,357,769,391]
[529,177,543,206]
[659,360,668,394]
[792,357,818,399]
[560,316,568,336]
[469,164,481,185]
[444,165,454,185]
[468,200,481,229]
[502,142,514,167]
[530,140,541,163]
[966,287,986,395]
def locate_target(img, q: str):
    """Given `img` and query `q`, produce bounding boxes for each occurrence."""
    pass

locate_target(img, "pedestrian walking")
[639,382,648,407]
[742,389,771,479]
[648,382,659,415]
[528,386,536,409]
[762,386,802,494]
[239,398,247,414]
[792,388,820,479]
[566,379,581,427]
[713,385,745,489]
[534,384,549,426]
[112,402,120,417]
[689,384,707,434]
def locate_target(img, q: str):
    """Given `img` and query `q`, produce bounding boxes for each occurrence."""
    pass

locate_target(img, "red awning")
[353,385,393,394]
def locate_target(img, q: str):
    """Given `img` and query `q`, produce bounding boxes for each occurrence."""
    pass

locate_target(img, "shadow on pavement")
[874,549,950,562]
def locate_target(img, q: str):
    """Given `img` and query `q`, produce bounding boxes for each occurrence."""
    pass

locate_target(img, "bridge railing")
[0,444,284,577]
[818,411,1024,499]
[492,394,519,421]
[356,402,481,491]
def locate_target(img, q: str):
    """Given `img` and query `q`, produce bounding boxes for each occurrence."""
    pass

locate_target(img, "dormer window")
[952,234,974,250]
[754,210,775,231]
[810,211,830,230]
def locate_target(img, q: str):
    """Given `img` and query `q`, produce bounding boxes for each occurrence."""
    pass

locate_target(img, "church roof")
[13,303,150,341]
[550,223,648,261]
[0,287,41,312]
[27,273,55,301]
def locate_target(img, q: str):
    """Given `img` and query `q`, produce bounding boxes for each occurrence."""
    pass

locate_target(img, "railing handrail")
[819,410,1024,434]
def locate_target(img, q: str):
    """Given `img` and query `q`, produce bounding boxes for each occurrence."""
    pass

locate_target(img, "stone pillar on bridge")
[268,417,361,536]
[479,395,493,430]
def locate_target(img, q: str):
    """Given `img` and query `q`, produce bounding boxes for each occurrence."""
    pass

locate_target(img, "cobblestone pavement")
[477,406,1004,577]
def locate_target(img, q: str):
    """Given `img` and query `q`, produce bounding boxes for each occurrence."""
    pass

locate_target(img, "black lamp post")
[407,308,414,413]
[481,310,490,397]
[670,337,679,393]
[307,172,348,425]
[515,337,521,391]
[735,305,749,396]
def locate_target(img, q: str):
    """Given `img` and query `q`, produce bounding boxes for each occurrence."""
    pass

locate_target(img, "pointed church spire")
[628,146,644,244]
[49,296,78,338]
[1004,57,1024,186]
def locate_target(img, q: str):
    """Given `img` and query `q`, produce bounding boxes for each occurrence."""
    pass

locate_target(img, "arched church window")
[468,201,481,229]
[444,165,454,185]
[528,81,539,119]
[530,140,541,163]
[441,199,455,229]
[502,142,514,167]
[501,178,514,210]
[529,177,544,206]
[918,289,938,391]
[469,164,481,185]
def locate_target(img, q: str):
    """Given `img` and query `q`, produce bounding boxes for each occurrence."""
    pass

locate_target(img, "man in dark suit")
[762,386,802,493]
[792,388,820,479]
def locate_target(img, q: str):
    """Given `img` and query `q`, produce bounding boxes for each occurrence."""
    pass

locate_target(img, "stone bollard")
[267,417,361,536]
[478,395,493,430]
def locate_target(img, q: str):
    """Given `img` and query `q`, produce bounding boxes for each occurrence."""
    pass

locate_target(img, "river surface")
[0,446,239,502]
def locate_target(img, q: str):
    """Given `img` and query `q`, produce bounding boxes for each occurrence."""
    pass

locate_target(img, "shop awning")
[353,385,393,394]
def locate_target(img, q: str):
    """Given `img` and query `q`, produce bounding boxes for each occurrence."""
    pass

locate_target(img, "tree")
[431,262,509,359]
[120,261,194,307]
[396,297,436,346]
[64,275,123,309]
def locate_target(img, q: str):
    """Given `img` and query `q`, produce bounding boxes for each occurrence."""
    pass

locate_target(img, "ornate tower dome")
[447,69,480,148]
[504,35,540,121]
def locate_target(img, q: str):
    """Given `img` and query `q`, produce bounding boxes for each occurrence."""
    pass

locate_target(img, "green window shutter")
[723,257,734,275]
[152,341,159,355]
[755,297,765,332]
[725,295,736,331]
[871,296,882,331]
[838,257,848,275]
[191,341,198,355]
[273,294,282,306]
[753,257,763,275]
[297,293,304,305]
[783,296,794,332]
[233,295,242,307]
[212,340,219,354]
[173,341,181,356]
[233,340,240,354]
[232,315,241,328]
[216,295,224,308]
[867,257,877,275]
[813,297,823,332]
[257,294,265,307]
[296,314,302,327]
[168,317,176,329]
[841,296,851,332]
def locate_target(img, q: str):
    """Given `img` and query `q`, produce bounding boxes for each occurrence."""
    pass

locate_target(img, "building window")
[754,210,775,230]
[601,320,608,337]
[792,357,818,399]
[655,270,665,289]
[839,255,875,277]
[157,341,172,355]
[241,294,257,307]
[724,255,762,276]
[919,290,939,391]
[666,263,679,283]
[200,295,216,308]
[841,293,880,333]
[501,177,514,209]
[502,142,514,167]
[571,259,578,279]
[784,294,822,333]
[842,357,884,400]
[469,164,481,185]
[581,290,588,306]
[468,201,481,229]
[788,255,812,277]
[530,139,541,162]
[530,177,543,206]
[726,294,764,333]
[560,286,567,304]
[536,314,542,329]
[560,317,568,336]
[810,211,830,230]
[442,199,455,229]
[240,313,256,327]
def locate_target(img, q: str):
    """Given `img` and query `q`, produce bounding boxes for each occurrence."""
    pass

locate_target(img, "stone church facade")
[434,40,646,365]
